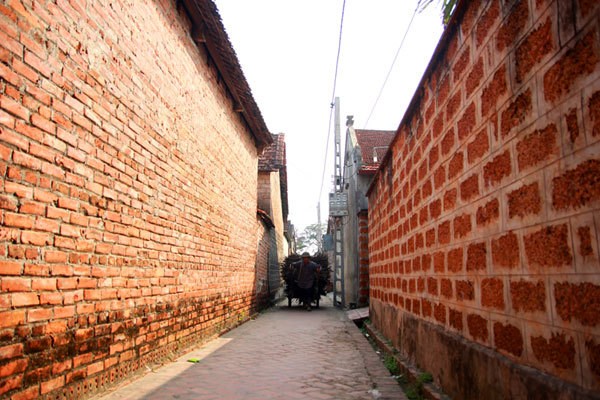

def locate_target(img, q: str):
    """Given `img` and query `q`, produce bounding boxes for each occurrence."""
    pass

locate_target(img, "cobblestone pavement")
[96,295,406,400]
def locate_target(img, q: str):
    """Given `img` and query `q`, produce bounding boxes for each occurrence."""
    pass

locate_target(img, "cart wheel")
[316,298,320,309]
[288,296,292,308]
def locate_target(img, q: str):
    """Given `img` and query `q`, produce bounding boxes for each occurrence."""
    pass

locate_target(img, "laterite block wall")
[0,1,264,399]
[368,0,600,398]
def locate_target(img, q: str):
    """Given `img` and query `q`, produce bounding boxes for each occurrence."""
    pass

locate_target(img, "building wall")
[0,1,265,398]
[255,217,271,309]
[368,0,600,398]
[257,170,285,294]
[357,210,369,306]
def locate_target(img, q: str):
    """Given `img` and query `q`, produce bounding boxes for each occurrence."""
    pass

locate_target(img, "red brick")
[516,18,553,83]
[552,159,600,210]
[460,0,481,37]
[449,308,463,331]
[460,174,479,201]
[507,182,541,219]
[476,198,499,226]
[12,293,39,307]
[27,308,53,322]
[554,281,600,326]
[447,248,463,273]
[493,322,523,356]
[531,332,575,370]
[443,188,456,211]
[433,165,445,189]
[585,339,600,381]
[516,123,557,171]
[483,150,511,188]
[467,128,488,164]
[544,30,598,103]
[0,310,25,328]
[10,384,39,400]
[448,151,463,180]
[0,260,22,275]
[481,65,507,116]
[578,226,594,257]
[467,314,488,341]
[2,277,30,292]
[434,303,446,324]
[0,343,22,360]
[438,221,451,245]
[0,374,22,395]
[510,280,546,312]
[437,75,450,106]
[427,277,438,296]
[456,280,474,301]
[446,90,462,121]
[565,107,580,143]
[492,232,519,269]
[21,231,51,246]
[476,1,500,47]
[40,375,64,394]
[434,251,445,273]
[466,57,484,98]
[441,278,452,299]
[524,223,572,268]
[589,91,600,137]
[496,0,528,52]
[453,214,472,239]
[482,278,504,310]
[466,242,487,271]
[457,102,476,141]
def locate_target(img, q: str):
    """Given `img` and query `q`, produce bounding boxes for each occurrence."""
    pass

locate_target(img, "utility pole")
[331,97,345,307]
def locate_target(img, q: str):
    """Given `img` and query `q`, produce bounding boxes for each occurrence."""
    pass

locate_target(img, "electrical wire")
[364,1,420,128]
[318,0,347,208]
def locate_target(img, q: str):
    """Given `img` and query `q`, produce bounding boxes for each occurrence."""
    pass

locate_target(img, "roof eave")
[182,0,273,150]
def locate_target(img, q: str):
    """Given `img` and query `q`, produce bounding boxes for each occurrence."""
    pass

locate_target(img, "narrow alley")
[95,296,405,400]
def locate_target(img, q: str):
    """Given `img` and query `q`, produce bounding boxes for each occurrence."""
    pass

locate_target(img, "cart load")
[280,253,332,308]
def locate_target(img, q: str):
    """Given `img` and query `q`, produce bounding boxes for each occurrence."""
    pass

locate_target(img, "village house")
[257,133,293,300]
[0,0,277,398]
[367,0,600,398]
[340,116,394,308]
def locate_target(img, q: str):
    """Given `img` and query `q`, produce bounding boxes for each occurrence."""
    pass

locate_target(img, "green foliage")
[295,223,325,253]
[419,0,458,25]
[418,372,433,383]
[384,355,400,376]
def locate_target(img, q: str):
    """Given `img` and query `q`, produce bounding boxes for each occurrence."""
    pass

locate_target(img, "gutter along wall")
[367,0,600,398]
[0,0,271,398]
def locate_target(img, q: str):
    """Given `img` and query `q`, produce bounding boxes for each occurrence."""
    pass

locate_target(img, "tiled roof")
[182,0,272,149]
[258,133,289,220]
[355,129,395,174]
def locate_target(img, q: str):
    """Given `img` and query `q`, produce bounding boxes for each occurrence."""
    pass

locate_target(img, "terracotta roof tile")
[355,129,396,168]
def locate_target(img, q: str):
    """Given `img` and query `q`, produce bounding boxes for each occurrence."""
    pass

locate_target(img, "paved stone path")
[96,296,406,400]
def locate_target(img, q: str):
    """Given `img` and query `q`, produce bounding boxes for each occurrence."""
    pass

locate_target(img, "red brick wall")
[358,210,369,306]
[0,1,265,399]
[368,0,600,395]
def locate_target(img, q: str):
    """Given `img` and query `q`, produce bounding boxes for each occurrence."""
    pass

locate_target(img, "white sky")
[213,0,445,232]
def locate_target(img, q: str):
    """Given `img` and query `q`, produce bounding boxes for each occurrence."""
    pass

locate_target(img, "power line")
[364,2,420,128]
[318,0,346,206]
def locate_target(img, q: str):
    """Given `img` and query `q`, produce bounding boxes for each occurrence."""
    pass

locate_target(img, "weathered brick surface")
[368,0,600,396]
[0,1,270,398]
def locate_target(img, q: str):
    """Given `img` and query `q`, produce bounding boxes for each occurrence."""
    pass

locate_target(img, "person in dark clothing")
[291,252,320,311]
